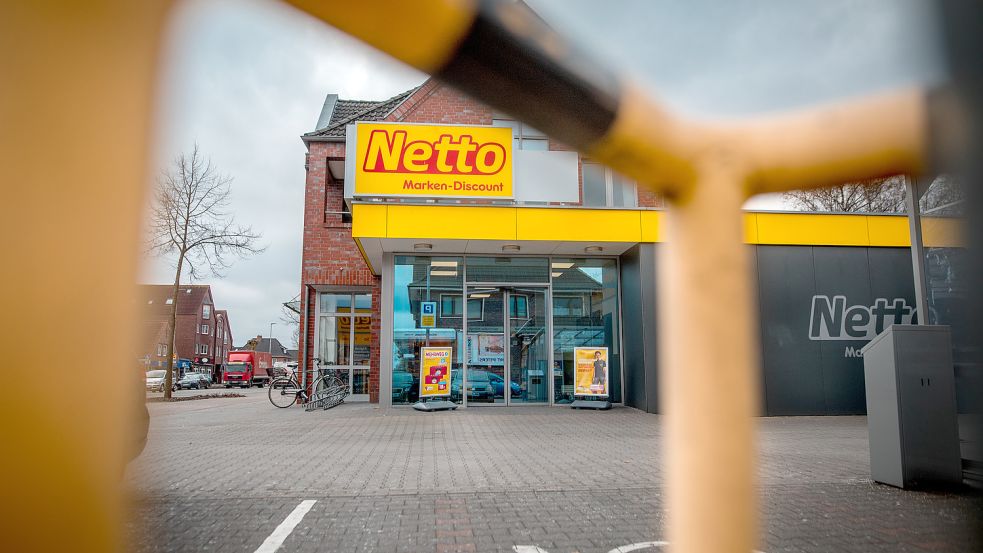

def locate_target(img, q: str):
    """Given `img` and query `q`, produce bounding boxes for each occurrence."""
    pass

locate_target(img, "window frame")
[509,293,529,319]
[492,118,549,151]
[315,291,375,368]
[202,304,211,320]
[581,161,638,208]
[552,293,586,317]
[439,293,484,319]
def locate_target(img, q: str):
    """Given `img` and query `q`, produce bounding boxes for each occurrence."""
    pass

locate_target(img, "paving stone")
[128,389,982,552]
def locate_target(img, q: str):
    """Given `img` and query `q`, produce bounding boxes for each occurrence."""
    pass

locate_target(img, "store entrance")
[464,286,549,405]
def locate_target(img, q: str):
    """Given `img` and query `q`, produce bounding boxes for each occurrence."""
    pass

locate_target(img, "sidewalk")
[128,391,981,552]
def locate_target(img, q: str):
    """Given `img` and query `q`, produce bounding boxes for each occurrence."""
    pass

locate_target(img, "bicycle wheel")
[268,377,300,408]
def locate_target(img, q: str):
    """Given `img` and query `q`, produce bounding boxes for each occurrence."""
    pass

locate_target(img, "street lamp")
[268,322,276,356]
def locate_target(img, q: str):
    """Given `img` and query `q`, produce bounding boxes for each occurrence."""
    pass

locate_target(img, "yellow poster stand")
[413,347,458,412]
[571,347,612,410]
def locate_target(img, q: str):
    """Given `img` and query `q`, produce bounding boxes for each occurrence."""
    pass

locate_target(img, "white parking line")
[253,499,317,553]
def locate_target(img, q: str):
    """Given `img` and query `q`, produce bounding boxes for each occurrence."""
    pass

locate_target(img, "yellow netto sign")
[353,123,513,198]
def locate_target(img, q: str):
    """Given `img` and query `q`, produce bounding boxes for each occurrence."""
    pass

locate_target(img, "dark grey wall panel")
[623,244,916,416]
[620,245,647,410]
[619,244,660,413]
[641,245,660,413]
[813,247,874,414]
[757,246,825,415]
[867,248,917,320]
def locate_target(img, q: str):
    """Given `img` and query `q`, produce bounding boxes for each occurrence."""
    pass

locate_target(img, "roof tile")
[304,87,420,139]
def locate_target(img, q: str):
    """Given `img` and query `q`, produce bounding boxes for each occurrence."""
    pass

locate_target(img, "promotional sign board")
[467,334,505,366]
[420,301,437,328]
[419,347,452,397]
[574,347,608,397]
[353,123,513,198]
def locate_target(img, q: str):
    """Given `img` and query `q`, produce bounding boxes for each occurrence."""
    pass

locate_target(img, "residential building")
[137,284,232,379]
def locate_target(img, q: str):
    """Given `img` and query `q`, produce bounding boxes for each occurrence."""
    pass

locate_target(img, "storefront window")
[550,258,621,403]
[317,291,373,396]
[392,256,464,405]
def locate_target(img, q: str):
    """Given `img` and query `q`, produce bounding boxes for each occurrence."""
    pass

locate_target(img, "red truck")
[223,350,272,388]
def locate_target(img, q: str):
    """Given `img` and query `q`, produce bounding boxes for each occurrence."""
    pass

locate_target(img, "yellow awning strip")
[352,203,962,248]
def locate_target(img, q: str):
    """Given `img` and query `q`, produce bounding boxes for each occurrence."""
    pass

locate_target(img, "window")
[202,304,211,319]
[439,294,483,319]
[156,343,166,356]
[509,294,528,318]
[493,118,548,151]
[317,292,374,381]
[165,298,173,305]
[200,324,209,335]
[196,344,209,355]
[217,327,223,340]
[551,258,622,403]
[552,295,585,317]
[392,256,464,405]
[582,161,637,207]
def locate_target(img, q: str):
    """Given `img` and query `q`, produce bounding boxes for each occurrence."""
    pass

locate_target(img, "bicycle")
[268,361,350,410]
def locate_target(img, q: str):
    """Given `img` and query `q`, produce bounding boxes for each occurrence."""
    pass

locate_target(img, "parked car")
[145,369,177,393]
[392,370,419,403]
[451,370,495,402]
[486,372,524,399]
[178,373,210,390]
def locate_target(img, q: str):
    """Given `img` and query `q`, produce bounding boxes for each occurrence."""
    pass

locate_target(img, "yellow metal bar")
[282,0,477,72]
[0,1,171,551]
[741,88,928,196]
[660,163,758,553]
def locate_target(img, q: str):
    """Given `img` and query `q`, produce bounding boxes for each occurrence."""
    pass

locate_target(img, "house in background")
[240,336,293,366]
[137,284,233,380]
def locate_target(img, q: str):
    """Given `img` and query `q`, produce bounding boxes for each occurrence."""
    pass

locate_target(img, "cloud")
[141,0,424,347]
[140,0,947,345]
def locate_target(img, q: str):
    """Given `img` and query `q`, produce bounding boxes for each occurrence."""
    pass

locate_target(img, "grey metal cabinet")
[861,325,962,488]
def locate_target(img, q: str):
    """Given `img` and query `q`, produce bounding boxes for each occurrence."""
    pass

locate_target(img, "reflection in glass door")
[509,288,548,403]
[464,286,549,405]
[465,288,505,404]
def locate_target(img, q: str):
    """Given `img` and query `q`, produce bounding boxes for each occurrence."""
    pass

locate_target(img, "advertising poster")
[419,347,452,397]
[467,334,505,366]
[574,347,608,397]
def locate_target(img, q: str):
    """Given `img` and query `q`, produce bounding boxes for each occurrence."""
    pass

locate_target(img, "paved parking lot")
[128,389,982,552]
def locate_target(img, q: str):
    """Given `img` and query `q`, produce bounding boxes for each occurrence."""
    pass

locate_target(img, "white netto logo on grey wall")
[809,295,916,341]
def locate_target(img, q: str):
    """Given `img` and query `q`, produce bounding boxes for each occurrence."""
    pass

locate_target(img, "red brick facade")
[299,81,662,402]
[138,285,232,377]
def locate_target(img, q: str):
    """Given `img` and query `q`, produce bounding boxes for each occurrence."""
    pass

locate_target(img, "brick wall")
[300,140,381,402]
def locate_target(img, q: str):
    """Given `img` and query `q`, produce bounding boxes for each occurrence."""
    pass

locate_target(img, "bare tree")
[783,175,906,213]
[920,174,965,215]
[280,294,301,349]
[147,145,264,398]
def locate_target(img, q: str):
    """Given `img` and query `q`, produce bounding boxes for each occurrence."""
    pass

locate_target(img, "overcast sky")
[141,0,945,348]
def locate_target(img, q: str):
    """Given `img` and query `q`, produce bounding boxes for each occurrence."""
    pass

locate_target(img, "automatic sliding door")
[508,288,548,403]
[465,287,505,404]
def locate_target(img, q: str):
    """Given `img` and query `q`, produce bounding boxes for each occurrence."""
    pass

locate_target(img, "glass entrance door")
[508,288,548,403]
[464,286,549,405]
[465,288,506,404]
